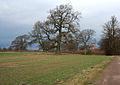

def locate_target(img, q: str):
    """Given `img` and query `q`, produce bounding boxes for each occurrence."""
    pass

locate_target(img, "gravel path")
[98,56,120,85]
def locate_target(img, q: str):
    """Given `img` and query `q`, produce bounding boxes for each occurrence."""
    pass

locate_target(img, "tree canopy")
[30,4,81,53]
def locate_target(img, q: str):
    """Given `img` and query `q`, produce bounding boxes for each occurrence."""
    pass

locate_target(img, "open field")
[0,52,112,85]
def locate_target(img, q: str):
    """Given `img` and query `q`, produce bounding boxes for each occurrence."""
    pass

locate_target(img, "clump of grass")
[65,56,114,85]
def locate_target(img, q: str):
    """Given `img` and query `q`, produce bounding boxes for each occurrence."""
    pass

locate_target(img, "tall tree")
[99,16,120,55]
[30,4,81,53]
[47,4,81,54]
[78,29,95,54]
[10,35,29,51]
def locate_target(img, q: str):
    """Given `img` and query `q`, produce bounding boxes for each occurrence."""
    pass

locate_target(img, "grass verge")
[65,56,114,85]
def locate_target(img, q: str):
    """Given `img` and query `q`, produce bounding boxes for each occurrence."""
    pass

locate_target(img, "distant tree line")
[9,4,95,54]
[0,47,8,51]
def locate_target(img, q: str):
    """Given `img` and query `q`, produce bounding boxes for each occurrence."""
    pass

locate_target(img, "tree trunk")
[84,43,87,55]
[84,48,87,55]
[57,27,62,54]
[57,40,61,54]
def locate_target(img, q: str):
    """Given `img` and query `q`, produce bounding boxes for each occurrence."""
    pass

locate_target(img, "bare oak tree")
[10,34,29,51]
[30,4,81,53]
[99,16,120,55]
[30,21,56,51]
[47,4,81,54]
[78,29,95,54]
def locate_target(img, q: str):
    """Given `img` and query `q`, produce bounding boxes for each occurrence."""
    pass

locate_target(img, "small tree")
[2,48,7,51]
[78,29,95,54]
[10,34,29,51]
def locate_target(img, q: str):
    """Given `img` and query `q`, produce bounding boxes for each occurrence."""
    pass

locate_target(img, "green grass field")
[0,52,111,85]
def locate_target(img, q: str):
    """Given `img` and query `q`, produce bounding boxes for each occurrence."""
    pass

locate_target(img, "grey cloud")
[0,19,32,48]
[0,0,120,48]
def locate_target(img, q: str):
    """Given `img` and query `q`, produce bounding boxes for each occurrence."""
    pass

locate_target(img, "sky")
[0,0,120,48]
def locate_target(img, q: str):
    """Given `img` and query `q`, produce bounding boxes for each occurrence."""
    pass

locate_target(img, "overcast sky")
[0,0,120,48]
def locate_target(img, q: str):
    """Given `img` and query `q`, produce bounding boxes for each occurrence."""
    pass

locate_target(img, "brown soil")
[97,56,120,85]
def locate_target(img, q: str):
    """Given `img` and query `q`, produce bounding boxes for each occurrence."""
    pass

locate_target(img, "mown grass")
[0,52,111,85]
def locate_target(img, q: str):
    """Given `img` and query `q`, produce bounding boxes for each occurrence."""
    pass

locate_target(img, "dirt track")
[98,56,120,85]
